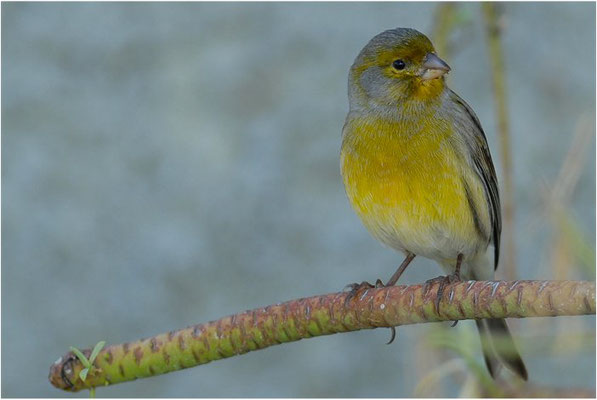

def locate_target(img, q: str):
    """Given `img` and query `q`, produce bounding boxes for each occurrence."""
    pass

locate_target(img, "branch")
[49,280,595,392]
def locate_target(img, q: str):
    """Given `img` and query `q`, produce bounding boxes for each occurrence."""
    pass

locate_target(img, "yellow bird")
[340,28,527,380]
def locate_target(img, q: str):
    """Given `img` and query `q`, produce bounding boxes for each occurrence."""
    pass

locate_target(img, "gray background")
[2,2,595,397]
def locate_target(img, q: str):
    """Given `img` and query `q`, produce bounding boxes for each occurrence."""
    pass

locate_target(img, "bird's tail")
[465,252,527,381]
[475,318,528,380]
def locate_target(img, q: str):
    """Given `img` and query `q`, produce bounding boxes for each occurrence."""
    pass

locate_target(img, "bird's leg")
[384,252,416,287]
[345,253,416,343]
[449,253,463,282]
[344,252,414,299]
[424,253,464,314]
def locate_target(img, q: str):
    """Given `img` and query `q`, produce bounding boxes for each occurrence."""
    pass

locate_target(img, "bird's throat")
[412,77,446,101]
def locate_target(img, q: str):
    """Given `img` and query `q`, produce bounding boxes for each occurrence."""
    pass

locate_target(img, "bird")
[340,27,527,381]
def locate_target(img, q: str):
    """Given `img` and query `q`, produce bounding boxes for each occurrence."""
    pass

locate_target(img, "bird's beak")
[421,53,451,81]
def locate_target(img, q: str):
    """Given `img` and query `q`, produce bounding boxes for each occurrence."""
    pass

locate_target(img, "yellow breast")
[340,114,489,262]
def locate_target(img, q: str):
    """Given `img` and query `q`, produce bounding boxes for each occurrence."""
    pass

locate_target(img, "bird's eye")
[392,59,406,70]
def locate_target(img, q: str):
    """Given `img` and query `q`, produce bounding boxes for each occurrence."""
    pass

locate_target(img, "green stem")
[431,2,458,57]
[482,3,517,280]
[49,280,595,392]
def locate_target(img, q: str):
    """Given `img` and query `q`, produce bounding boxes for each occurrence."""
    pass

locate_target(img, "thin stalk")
[482,3,517,280]
[431,2,459,57]
[49,280,595,393]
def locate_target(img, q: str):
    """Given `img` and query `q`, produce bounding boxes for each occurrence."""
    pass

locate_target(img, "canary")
[340,28,527,380]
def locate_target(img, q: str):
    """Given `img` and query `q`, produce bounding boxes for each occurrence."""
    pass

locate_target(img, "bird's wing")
[448,90,502,270]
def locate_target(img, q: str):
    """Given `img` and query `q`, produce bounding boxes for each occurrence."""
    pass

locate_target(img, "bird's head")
[348,28,450,109]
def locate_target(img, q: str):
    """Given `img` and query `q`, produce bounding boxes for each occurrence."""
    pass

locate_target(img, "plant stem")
[49,280,595,392]
[482,3,517,280]
[431,2,458,57]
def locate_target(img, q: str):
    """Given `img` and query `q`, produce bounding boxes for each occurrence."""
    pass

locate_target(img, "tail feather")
[468,253,527,380]
[475,318,528,380]
[475,320,501,378]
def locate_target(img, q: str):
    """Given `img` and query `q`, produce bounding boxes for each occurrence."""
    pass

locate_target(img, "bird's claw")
[343,279,397,344]
[343,280,380,306]
[386,327,397,344]
[344,280,374,293]
[423,273,462,316]
[344,278,385,292]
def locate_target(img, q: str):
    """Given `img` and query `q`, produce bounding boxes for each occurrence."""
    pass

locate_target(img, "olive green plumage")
[341,27,527,381]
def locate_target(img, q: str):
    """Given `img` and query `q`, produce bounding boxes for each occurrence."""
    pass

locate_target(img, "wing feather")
[449,90,502,269]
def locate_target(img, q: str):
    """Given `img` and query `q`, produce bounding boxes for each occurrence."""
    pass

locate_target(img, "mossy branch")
[49,280,595,393]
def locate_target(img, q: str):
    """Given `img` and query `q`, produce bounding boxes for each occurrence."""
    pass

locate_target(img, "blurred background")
[2,2,595,397]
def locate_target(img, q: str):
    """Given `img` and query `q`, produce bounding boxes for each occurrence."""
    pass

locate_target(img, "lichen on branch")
[49,280,595,392]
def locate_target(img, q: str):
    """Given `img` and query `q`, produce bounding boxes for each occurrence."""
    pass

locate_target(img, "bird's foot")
[344,279,397,344]
[343,279,385,292]
[343,279,384,305]
[423,272,462,315]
